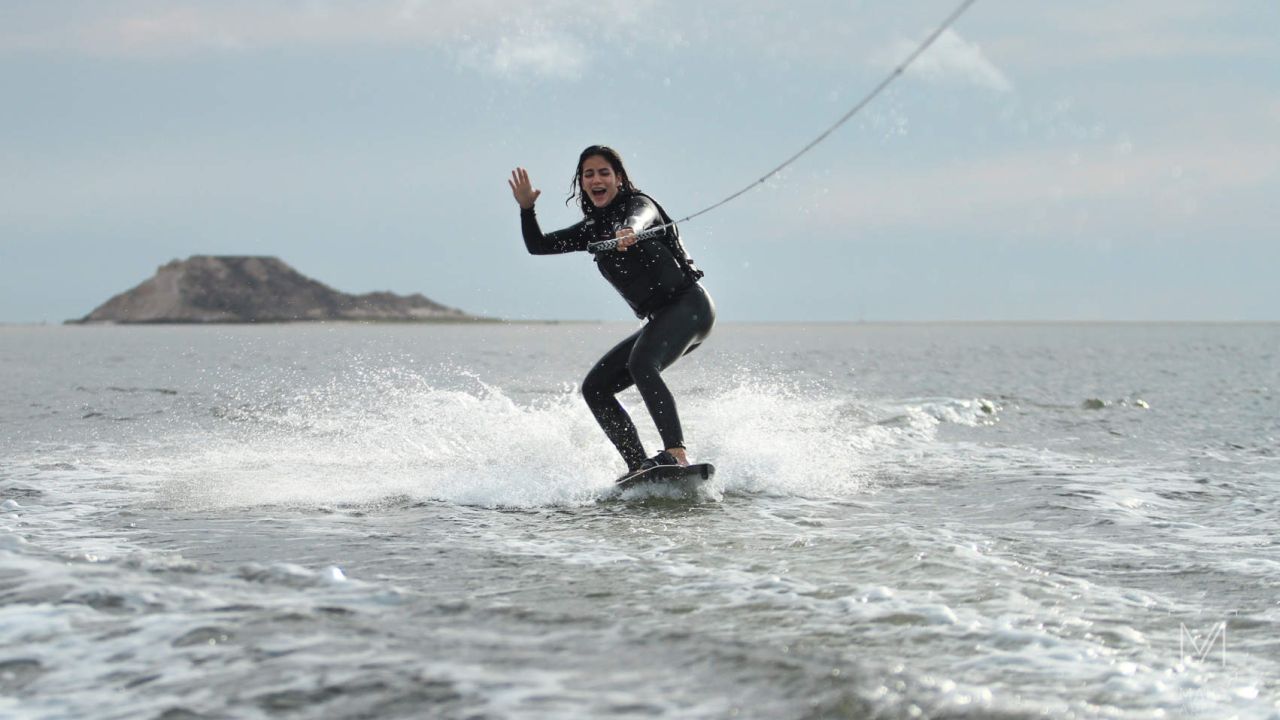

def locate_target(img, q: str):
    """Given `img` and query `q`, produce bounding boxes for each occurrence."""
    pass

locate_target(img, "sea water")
[1,322,1277,719]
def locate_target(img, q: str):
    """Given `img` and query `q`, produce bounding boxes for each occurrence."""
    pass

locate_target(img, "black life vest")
[592,193,705,318]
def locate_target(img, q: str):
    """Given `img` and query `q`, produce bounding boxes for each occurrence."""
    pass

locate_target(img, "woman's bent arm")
[620,195,661,235]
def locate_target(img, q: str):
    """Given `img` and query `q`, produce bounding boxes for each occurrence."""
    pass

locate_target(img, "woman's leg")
[627,286,716,458]
[581,330,648,469]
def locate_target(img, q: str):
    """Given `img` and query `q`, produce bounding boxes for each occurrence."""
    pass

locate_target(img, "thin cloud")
[876,28,1013,93]
[808,137,1274,233]
[462,33,589,80]
[0,0,650,79]
[985,1,1278,70]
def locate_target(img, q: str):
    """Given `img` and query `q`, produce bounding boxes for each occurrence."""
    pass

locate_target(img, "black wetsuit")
[520,192,715,469]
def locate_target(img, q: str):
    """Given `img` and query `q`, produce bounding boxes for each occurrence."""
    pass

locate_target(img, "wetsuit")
[520,192,715,469]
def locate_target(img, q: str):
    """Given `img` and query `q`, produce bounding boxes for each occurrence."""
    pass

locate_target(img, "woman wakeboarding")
[508,145,715,481]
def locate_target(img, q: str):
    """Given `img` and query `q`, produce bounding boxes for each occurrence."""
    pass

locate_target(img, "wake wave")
[107,367,1000,509]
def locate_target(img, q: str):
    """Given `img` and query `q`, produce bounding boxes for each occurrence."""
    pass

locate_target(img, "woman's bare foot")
[667,447,689,466]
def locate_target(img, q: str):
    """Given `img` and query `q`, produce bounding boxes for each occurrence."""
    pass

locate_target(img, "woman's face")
[580,154,622,208]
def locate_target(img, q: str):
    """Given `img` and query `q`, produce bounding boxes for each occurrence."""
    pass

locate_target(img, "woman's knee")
[581,366,612,404]
[627,358,662,389]
[581,375,601,402]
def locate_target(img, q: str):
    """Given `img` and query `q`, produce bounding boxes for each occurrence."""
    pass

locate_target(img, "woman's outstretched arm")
[509,166,590,255]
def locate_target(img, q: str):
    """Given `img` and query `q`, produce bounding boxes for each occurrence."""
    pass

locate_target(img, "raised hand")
[507,167,542,209]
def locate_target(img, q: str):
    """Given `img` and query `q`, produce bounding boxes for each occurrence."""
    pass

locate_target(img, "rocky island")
[72,256,485,324]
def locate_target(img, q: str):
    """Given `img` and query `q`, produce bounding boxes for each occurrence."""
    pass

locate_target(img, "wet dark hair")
[567,145,640,215]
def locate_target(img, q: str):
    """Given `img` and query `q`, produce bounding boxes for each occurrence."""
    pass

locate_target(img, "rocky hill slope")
[73,256,483,323]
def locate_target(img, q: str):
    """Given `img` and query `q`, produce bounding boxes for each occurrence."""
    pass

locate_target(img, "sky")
[1,0,1276,322]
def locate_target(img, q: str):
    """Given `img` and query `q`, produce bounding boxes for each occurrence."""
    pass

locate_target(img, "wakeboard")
[615,462,716,491]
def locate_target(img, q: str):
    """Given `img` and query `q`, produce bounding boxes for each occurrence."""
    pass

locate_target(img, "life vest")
[591,192,705,318]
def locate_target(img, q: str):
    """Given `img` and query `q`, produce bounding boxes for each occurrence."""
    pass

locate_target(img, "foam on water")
[76,365,996,510]
[0,520,416,719]
[149,370,616,509]
[6,324,1279,718]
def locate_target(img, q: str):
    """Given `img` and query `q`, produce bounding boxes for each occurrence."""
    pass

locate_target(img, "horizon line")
[2,319,1278,327]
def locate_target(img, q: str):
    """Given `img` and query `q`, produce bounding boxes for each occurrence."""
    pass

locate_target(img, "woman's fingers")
[614,228,637,252]
[508,167,539,208]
